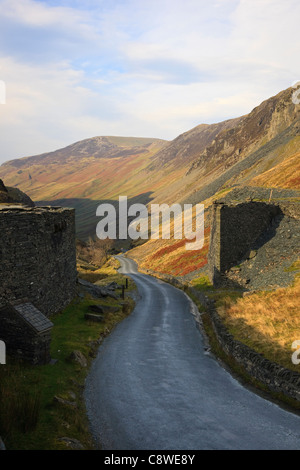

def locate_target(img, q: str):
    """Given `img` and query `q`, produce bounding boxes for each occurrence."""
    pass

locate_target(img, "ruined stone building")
[0,180,77,364]
[208,190,300,290]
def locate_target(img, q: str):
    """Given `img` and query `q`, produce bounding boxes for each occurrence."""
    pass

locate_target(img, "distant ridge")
[2,136,167,168]
[0,86,299,250]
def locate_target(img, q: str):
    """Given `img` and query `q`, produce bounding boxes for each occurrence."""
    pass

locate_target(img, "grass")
[185,281,300,411]
[199,307,300,412]
[217,276,300,372]
[0,256,136,450]
[191,275,215,291]
[190,271,300,373]
[250,151,300,190]
[191,275,243,306]
[76,255,122,283]
[284,260,300,272]
[132,227,211,277]
[180,266,300,410]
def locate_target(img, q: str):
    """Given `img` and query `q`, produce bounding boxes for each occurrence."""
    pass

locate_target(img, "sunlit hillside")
[218,272,300,371]
[249,150,300,190]
[0,87,299,278]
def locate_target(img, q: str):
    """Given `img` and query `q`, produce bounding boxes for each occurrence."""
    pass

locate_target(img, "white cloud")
[0,0,300,164]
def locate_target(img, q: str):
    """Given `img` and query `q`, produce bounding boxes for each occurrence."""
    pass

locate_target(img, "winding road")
[84,256,300,450]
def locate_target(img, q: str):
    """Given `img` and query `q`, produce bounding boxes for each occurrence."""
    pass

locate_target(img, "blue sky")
[0,0,299,163]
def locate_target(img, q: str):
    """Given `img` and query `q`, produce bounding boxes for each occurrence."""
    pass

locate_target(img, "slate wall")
[0,302,52,365]
[0,206,77,317]
[188,287,300,402]
[208,200,300,285]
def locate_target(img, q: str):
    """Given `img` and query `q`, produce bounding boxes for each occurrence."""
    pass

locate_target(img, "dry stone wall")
[0,300,53,364]
[188,287,300,402]
[0,205,77,317]
[143,270,300,402]
[208,200,300,286]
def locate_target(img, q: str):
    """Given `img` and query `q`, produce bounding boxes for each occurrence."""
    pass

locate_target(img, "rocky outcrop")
[188,87,299,175]
[78,278,119,300]
[6,186,35,207]
[0,178,9,202]
[68,350,87,368]
[0,179,35,206]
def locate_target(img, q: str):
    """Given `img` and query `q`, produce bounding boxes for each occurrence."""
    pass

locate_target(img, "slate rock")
[54,395,77,407]
[68,350,88,367]
[58,437,84,450]
[88,304,120,314]
[248,250,257,259]
[106,281,122,290]
[78,278,118,300]
[88,304,105,314]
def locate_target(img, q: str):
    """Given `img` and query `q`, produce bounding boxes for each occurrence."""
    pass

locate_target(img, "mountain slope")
[249,151,300,189]
[3,136,167,168]
[0,86,299,273]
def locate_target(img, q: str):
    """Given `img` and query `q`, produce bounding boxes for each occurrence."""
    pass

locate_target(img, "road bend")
[84,255,300,450]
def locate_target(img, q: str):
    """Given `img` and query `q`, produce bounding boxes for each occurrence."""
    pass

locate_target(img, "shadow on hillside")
[36,192,154,243]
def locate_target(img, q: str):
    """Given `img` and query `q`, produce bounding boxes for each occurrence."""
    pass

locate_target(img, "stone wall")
[188,287,300,402]
[0,300,53,365]
[140,268,300,402]
[208,200,300,286]
[0,206,77,317]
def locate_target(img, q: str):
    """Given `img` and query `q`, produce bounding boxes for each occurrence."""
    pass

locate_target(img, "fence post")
[0,340,6,364]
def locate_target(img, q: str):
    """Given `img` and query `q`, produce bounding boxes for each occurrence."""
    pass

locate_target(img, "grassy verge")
[190,272,300,372]
[199,306,300,412]
[0,256,136,450]
[216,278,300,373]
[187,273,300,411]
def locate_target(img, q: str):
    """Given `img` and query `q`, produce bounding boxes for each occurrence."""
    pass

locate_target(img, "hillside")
[249,151,300,189]
[0,86,299,276]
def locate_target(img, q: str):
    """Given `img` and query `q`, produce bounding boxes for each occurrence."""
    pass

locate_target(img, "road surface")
[84,256,300,450]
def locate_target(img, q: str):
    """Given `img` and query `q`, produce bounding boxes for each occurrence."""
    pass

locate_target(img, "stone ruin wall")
[208,200,300,286]
[0,206,77,317]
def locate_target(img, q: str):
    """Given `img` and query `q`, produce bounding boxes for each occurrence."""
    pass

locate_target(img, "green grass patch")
[0,269,136,450]
[191,275,214,291]
[284,260,300,273]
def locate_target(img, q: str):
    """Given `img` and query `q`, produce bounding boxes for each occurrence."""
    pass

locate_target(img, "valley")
[1,85,300,450]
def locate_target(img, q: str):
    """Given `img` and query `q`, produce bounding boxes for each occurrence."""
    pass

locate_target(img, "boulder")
[78,278,118,300]
[97,286,119,300]
[88,304,105,314]
[106,281,122,290]
[58,437,84,450]
[68,350,87,367]
[54,395,77,407]
[248,250,257,260]
[88,304,120,314]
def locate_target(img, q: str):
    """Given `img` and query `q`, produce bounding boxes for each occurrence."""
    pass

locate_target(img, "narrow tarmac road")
[84,256,300,450]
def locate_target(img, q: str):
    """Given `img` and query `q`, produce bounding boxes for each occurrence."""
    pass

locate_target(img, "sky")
[0,0,300,164]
